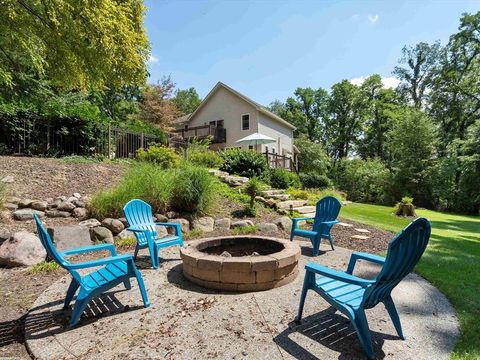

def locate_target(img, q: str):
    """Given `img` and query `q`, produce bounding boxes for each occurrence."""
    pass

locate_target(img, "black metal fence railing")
[0,116,163,159]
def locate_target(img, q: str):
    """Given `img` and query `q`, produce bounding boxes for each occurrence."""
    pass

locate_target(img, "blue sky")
[144,0,479,105]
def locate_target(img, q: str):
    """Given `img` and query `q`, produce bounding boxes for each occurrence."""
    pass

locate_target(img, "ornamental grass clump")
[243,177,266,217]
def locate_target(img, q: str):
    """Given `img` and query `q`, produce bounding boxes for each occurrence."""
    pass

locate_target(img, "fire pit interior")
[199,237,284,257]
[180,236,300,292]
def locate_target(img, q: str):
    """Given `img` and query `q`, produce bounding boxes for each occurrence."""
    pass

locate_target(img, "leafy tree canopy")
[0,0,149,90]
[174,87,202,115]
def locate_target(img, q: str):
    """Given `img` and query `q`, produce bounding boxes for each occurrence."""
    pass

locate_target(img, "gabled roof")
[183,82,296,130]
[174,113,191,124]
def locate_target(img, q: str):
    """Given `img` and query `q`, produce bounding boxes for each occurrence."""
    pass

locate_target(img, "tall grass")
[88,163,219,218]
[88,163,174,218]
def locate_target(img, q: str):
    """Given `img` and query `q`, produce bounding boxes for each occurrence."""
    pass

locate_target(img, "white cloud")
[148,55,159,64]
[368,14,379,24]
[349,76,400,89]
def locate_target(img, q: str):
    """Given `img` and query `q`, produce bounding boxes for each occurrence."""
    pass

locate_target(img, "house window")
[184,125,189,131]
[209,121,216,126]
[217,120,224,128]
[241,114,250,131]
[248,145,254,150]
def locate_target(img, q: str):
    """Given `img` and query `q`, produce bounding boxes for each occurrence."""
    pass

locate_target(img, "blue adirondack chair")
[295,217,431,359]
[33,214,149,327]
[123,199,184,269]
[290,196,341,255]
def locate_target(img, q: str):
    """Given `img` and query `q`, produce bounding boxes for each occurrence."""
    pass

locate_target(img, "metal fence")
[0,117,163,159]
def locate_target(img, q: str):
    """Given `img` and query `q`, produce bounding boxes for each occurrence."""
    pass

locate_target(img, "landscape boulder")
[1,175,14,183]
[214,218,231,229]
[72,199,86,208]
[57,201,76,212]
[72,207,88,220]
[78,218,102,228]
[257,222,278,232]
[0,231,46,267]
[273,216,293,231]
[231,220,254,228]
[17,199,34,208]
[118,217,129,227]
[47,226,92,252]
[155,214,168,222]
[13,209,45,221]
[169,218,190,233]
[6,196,21,204]
[101,218,125,235]
[192,216,215,232]
[73,193,82,199]
[4,203,18,211]
[90,226,114,244]
[116,229,136,241]
[0,231,11,244]
[31,200,48,211]
[45,210,71,218]
[47,199,61,209]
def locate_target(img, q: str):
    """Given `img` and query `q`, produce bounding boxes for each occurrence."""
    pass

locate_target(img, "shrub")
[170,165,218,214]
[243,177,266,215]
[286,187,346,205]
[28,261,60,274]
[187,148,223,168]
[136,145,180,169]
[333,158,392,204]
[88,163,175,218]
[299,172,332,189]
[220,148,268,178]
[269,169,300,189]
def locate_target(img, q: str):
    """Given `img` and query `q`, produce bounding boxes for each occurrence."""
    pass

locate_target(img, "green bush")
[299,172,332,189]
[88,163,174,218]
[136,145,180,169]
[187,148,223,168]
[220,148,268,178]
[170,164,218,214]
[269,168,300,189]
[333,158,392,204]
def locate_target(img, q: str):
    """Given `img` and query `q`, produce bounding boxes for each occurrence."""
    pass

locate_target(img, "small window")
[248,145,254,150]
[241,114,250,131]
[184,125,188,131]
[209,121,216,126]
[217,120,224,128]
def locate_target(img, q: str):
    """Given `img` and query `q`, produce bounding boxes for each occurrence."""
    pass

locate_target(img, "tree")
[268,100,287,118]
[324,80,368,160]
[0,0,149,90]
[294,135,331,175]
[386,108,437,206]
[173,87,201,115]
[430,12,480,153]
[393,41,442,108]
[358,75,402,160]
[282,87,329,142]
[138,76,180,133]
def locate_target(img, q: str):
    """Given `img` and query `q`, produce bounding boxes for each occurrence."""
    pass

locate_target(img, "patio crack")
[251,293,285,359]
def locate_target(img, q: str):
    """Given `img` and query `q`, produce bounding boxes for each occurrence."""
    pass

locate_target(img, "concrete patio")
[25,241,458,359]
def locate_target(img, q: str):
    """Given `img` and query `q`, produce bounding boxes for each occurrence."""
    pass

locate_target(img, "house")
[174,82,297,169]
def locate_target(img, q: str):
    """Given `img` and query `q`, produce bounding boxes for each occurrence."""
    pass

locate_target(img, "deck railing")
[264,150,298,172]
[173,125,226,144]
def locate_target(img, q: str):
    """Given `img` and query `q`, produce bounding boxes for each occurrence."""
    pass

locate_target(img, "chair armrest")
[346,252,386,274]
[155,222,182,236]
[60,243,117,257]
[305,262,374,287]
[69,254,133,270]
[292,217,314,230]
[320,220,339,226]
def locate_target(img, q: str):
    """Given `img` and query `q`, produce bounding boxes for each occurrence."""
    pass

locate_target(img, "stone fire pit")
[180,236,300,291]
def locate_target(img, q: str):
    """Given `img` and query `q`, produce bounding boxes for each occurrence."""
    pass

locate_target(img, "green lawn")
[340,203,480,359]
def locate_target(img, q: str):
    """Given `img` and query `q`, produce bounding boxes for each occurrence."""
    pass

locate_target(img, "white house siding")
[257,114,294,157]
[186,86,258,150]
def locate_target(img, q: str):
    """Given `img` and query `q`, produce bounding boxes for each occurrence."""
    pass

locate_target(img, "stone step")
[276,200,309,210]
[294,206,316,214]
[261,189,286,196]
[338,222,353,227]
[267,194,289,201]
[354,228,370,233]
[351,235,370,240]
